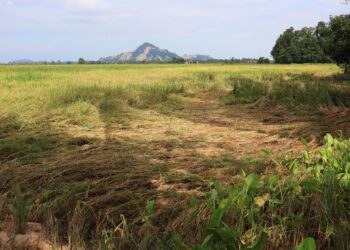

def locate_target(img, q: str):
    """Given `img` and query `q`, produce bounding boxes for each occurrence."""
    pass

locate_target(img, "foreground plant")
[156,134,349,249]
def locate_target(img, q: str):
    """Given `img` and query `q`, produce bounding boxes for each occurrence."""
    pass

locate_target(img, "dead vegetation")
[0,64,349,249]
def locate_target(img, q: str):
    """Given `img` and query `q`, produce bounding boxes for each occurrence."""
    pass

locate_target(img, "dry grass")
[0,64,349,249]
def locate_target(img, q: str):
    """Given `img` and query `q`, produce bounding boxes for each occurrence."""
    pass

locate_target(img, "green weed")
[156,135,350,249]
[227,75,350,108]
[9,183,32,234]
[225,78,267,104]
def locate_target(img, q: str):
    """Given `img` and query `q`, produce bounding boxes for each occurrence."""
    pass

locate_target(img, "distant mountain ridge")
[99,43,180,63]
[99,43,214,63]
[9,43,215,64]
[9,59,33,64]
[183,54,213,61]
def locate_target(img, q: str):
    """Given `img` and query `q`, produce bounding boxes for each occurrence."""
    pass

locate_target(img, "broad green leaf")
[295,237,316,250]
[268,175,279,188]
[245,174,259,192]
[325,134,334,146]
[146,200,155,214]
[214,182,224,193]
[289,161,299,174]
[191,197,198,208]
[247,209,255,225]
[325,223,334,239]
[201,234,213,247]
[212,227,236,244]
[192,245,206,250]
[345,163,350,174]
[219,198,229,209]
[228,185,239,198]
[301,179,320,192]
[300,137,308,147]
[246,232,267,250]
[210,189,218,202]
[209,208,224,227]
[338,173,350,186]
[261,148,270,156]
[44,190,54,200]
[269,198,283,204]
[207,181,214,189]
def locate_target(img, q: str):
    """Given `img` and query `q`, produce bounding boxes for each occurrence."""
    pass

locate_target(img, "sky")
[0,0,349,62]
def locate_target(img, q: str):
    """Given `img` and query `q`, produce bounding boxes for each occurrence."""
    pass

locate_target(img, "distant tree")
[271,14,350,73]
[257,57,270,64]
[315,21,333,63]
[78,58,86,64]
[295,27,328,63]
[271,27,295,64]
[271,26,332,64]
[171,57,185,64]
[328,15,350,73]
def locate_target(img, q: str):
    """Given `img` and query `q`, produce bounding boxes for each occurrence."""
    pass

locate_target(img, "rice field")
[0,64,350,249]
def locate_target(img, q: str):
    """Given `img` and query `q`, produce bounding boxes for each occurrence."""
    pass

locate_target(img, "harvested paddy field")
[0,64,350,249]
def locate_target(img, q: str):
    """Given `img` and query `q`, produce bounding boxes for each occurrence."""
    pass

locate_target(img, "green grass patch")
[0,134,59,164]
[227,75,350,109]
[224,78,267,104]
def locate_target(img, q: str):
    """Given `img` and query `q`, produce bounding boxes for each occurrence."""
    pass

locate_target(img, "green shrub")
[226,79,267,104]
[228,77,350,108]
[137,83,186,107]
[156,135,350,249]
[268,81,350,108]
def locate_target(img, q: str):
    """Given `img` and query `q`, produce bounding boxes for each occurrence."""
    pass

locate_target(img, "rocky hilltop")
[99,43,215,63]
[183,54,213,61]
[99,43,180,63]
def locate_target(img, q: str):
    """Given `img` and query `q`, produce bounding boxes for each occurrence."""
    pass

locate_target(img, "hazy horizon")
[0,0,349,63]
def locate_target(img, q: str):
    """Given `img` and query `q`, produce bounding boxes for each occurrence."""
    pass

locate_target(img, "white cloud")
[0,0,13,5]
[67,0,108,10]
[0,0,349,62]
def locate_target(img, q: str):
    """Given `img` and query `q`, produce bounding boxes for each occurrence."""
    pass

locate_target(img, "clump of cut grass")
[224,78,267,104]
[136,82,186,108]
[0,133,60,164]
[0,114,21,134]
[9,183,32,234]
[202,155,237,169]
[195,71,216,82]
[50,84,125,107]
[50,80,187,114]
[58,101,101,126]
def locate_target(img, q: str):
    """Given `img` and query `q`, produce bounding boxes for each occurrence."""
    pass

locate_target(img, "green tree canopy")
[271,27,295,64]
[328,15,350,73]
[271,27,331,64]
[271,14,350,73]
[78,58,86,64]
[257,57,270,64]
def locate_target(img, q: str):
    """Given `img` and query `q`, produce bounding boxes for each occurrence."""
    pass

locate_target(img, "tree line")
[271,14,350,72]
